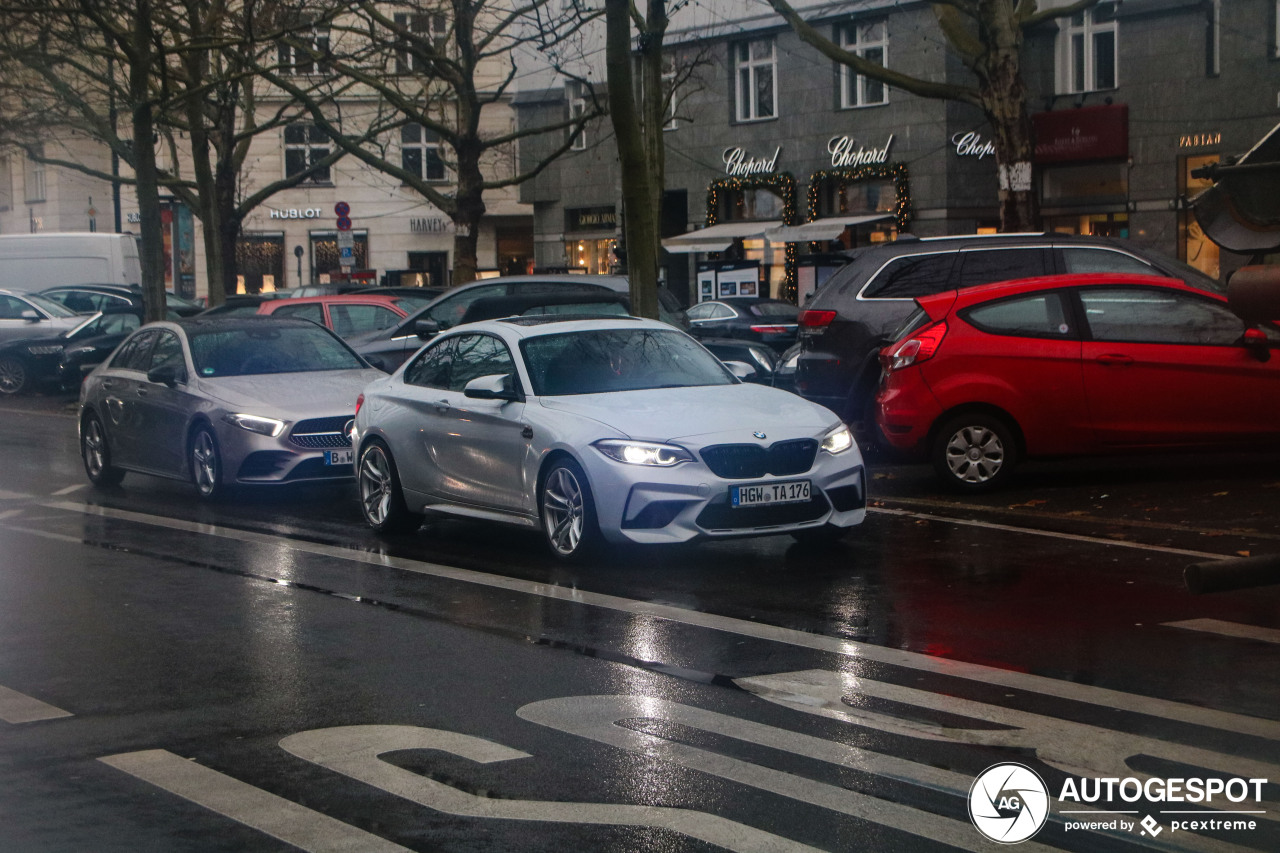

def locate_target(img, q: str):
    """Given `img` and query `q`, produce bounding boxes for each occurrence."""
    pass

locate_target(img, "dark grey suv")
[792,233,1221,433]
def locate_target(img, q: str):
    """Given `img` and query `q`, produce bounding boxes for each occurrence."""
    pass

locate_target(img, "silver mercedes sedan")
[78,316,384,498]
[352,315,867,559]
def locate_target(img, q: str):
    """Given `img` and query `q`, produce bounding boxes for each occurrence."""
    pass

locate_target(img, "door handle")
[136,387,149,397]
[1094,354,1134,366]
[434,398,450,413]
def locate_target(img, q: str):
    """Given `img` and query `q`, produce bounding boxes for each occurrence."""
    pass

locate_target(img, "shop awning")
[765,214,893,243]
[661,220,783,253]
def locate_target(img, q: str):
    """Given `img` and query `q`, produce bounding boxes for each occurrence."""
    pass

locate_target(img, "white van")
[0,233,142,292]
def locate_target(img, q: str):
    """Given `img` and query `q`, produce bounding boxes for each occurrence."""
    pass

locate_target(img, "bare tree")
[766,0,1102,232]
[264,0,605,286]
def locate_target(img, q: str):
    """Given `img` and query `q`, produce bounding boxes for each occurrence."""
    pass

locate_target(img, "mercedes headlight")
[222,413,285,437]
[27,345,63,356]
[593,439,693,467]
[820,424,853,454]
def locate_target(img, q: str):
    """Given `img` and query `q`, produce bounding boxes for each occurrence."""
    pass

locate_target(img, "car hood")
[537,383,839,443]
[196,369,381,417]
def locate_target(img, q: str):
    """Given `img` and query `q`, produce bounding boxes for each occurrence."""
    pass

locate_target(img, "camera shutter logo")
[968,763,1050,843]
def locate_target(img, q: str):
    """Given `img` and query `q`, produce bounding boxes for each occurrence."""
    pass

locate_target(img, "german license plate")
[731,480,810,508]
[324,449,354,466]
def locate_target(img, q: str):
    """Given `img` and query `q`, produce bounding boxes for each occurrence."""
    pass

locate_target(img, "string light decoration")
[704,173,799,299]
[806,163,912,231]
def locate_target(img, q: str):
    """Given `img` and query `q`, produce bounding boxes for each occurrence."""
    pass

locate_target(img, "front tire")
[0,355,29,396]
[81,411,125,487]
[357,440,421,534]
[931,412,1018,492]
[539,458,601,561]
[190,425,227,500]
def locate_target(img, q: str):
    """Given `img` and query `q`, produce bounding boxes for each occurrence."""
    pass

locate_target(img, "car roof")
[260,293,405,307]
[920,272,1209,313]
[469,274,629,290]
[172,314,326,333]
[453,314,666,340]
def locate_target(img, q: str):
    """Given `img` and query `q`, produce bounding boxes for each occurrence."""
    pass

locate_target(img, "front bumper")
[221,415,356,485]
[581,448,867,545]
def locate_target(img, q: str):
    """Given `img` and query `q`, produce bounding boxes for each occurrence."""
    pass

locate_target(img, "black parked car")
[0,308,142,395]
[793,233,1222,435]
[40,284,202,317]
[686,297,799,353]
[349,275,687,373]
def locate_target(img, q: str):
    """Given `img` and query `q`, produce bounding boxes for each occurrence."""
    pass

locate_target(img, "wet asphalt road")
[1,390,1279,852]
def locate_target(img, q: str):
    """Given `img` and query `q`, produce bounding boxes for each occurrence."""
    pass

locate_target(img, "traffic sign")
[334,201,350,217]
[336,215,352,231]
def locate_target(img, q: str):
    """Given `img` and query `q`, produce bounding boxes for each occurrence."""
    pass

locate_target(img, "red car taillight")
[354,393,364,417]
[884,321,947,373]
[798,309,836,336]
[750,324,792,334]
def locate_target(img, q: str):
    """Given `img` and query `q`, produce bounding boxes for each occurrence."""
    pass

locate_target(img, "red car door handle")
[1095,354,1134,365]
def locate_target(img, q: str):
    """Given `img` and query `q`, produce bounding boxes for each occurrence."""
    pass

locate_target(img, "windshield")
[189,324,366,377]
[25,293,80,318]
[522,328,735,396]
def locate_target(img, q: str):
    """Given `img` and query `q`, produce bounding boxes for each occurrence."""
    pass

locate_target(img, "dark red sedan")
[876,273,1280,491]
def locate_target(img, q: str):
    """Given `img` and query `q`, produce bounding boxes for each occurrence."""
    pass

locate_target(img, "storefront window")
[1043,212,1129,238]
[740,238,787,296]
[719,187,785,222]
[1178,154,1220,280]
[565,238,616,274]
[235,234,285,294]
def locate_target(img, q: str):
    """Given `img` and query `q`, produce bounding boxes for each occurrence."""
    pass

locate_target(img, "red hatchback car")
[256,293,410,339]
[876,273,1280,491]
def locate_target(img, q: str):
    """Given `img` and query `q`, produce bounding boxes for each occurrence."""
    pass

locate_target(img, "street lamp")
[294,245,304,290]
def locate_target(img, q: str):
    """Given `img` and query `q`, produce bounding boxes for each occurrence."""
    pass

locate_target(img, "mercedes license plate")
[324,449,354,466]
[731,480,810,508]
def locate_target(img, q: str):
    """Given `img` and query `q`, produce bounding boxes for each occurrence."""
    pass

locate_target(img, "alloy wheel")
[542,466,584,556]
[0,356,26,395]
[359,445,394,526]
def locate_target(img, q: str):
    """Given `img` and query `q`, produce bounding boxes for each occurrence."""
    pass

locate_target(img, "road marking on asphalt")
[281,724,823,853]
[1163,618,1280,646]
[518,695,1056,853]
[0,508,23,520]
[99,750,411,853]
[34,500,1280,742]
[50,484,86,496]
[0,684,72,724]
[869,505,1229,560]
[0,489,33,500]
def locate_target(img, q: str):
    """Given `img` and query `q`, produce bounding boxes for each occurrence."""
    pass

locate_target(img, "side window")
[426,285,505,329]
[711,304,737,320]
[686,302,716,321]
[272,303,325,324]
[0,294,28,319]
[147,331,187,380]
[963,292,1073,339]
[113,330,159,370]
[330,304,400,337]
[1060,248,1154,276]
[403,336,455,389]
[449,334,517,393]
[861,254,956,299]
[956,249,1047,289]
[101,313,141,336]
[1079,287,1243,345]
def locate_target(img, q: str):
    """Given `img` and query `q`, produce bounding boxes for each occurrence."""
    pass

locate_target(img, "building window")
[394,12,447,73]
[1179,154,1220,280]
[24,148,45,203]
[567,81,588,150]
[662,54,680,130]
[732,38,776,122]
[402,124,446,181]
[1059,3,1117,93]
[0,156,11,211]
[277,25,330,76]
[284,124,331,183]
[839,19,888,108]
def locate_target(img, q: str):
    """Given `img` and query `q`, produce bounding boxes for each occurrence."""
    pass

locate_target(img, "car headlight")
[593,439,693,467]
[62,345,96,359]
[222,413,285,437]
[27,345,63,356]
[820,424,853,454]
[780,351,799,371]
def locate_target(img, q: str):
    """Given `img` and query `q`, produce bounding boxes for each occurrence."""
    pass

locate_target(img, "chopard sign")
[828,134,894,168]
[723,146,781,176]
[952,131,997,160]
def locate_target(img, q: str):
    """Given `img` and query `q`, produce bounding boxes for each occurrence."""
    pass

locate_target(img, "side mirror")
[147,362,186,387]
[1243,327,1272,362]
[463,373,522,402]
[414,318,441,341]
[20,309,40,323]
[723,360,757,380]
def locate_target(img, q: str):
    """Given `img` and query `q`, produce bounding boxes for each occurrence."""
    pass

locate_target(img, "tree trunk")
[606,0,660,319]
[975,5,1040,232]
[131,0,167,323]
